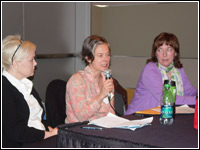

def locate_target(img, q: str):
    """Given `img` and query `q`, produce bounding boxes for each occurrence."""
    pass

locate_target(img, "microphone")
[104,69,112,80]
[104,69,112,100]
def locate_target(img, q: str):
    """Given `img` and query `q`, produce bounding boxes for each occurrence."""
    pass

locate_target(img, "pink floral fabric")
[65,66,115,123]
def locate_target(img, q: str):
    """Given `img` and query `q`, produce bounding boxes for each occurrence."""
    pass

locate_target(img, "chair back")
[114,91,126,116]
[45,79,67,128]
[113,78,127,116]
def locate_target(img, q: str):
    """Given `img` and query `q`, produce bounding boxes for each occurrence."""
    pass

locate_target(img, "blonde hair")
[2,34,36,70]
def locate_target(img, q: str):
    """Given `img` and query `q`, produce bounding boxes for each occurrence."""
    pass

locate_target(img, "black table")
[57,114,198,148]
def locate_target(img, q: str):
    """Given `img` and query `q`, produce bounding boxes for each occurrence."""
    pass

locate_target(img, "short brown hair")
[81,35,110,66]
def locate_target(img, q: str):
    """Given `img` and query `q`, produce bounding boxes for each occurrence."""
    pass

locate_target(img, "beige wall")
[92,2,198,58]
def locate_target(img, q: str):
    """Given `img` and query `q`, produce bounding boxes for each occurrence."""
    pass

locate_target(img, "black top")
[2,76,46,148]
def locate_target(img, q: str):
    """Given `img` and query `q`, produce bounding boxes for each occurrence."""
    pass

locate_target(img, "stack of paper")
[88,113,153,131]
[176,104,195,114]
[136,105,195,115]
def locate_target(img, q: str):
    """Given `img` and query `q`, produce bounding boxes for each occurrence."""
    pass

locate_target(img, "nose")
[33,59,37,66]
[163,50,167,57]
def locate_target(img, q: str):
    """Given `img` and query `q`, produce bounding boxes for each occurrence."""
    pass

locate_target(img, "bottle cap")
[170,81,176,86]
[164,80,170,84]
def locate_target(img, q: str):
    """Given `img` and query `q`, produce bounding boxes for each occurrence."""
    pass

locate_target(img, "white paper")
[88,113,153,131]
[176,104,195,114]
[152,105,195,114]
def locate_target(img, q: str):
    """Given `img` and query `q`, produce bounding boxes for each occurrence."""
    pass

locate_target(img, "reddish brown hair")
[146,32,183,68]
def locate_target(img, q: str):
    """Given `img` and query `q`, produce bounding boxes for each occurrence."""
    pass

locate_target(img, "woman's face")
[90,43,110,73]
[156,43,177,67]
[15,47,37,80]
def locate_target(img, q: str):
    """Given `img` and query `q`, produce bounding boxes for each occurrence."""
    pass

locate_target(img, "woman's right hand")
[44,126,58,139]
[99,78,114,99]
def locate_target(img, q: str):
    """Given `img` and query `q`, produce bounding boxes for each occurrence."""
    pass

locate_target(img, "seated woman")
[2,35,57,148]
[125,32,197,115]
[65,35,115,123]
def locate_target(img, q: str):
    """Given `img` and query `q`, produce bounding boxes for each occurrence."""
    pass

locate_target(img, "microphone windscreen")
[104,69,112,79]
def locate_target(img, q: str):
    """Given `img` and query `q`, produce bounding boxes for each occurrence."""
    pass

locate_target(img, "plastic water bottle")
[160,82,174,125]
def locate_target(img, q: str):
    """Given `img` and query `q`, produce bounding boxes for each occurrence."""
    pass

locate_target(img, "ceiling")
[92,2,162,7]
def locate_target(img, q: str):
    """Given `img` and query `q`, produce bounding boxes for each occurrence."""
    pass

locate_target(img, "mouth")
[162,59,169,62]
[101,64,109,68]
[101,65,109,71]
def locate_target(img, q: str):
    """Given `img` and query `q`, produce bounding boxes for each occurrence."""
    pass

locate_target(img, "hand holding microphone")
[103,69,121,116]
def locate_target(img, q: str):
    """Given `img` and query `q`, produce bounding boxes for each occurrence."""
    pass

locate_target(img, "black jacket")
[2,76,46,148]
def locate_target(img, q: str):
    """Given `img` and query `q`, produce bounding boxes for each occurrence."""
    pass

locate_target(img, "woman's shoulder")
[143,62,158,72]
[176,67,187,79]
[2,75,9,84]
[69,66,92,82]
[2,76,23,101]
[140,62,161,79]
[145,62,157,68]
[67,71,86,86]
[177,67,184,73]
[2,76,15,91]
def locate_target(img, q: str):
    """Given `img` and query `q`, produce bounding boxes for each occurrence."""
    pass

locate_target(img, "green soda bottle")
[160,82,174,125]
[163,80,176,119]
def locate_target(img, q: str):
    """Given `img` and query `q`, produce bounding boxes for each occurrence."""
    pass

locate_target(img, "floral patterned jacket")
[65,66,115,123]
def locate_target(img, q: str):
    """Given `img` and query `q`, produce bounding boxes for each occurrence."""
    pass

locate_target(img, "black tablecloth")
[57,114,198,148]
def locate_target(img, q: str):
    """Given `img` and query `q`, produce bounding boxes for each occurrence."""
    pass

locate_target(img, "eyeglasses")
[11,40,23,64]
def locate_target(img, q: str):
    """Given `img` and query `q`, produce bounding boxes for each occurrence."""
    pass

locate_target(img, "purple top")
[125,62,197,115]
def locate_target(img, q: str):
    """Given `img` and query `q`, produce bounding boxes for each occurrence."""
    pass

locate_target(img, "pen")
[134,113,152,117]
[81,126,103,130]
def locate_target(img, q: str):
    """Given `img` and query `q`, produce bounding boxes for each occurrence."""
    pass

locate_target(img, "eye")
[106,53,111,57]
[97,54,103,57]
[167,47,173,52]
[30,57,36,62]
[157,48,162,52]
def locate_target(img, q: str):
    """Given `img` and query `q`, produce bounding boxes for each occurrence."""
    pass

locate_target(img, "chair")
[45,79,67,128]
[113,78,127,116]
[125,88,136,106]
[114,91,126,116]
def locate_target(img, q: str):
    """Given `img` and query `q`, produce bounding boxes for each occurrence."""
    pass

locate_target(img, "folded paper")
[89,113,153,131]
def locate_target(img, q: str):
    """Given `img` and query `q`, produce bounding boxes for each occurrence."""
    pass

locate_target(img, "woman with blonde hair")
[2,35,57,148]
